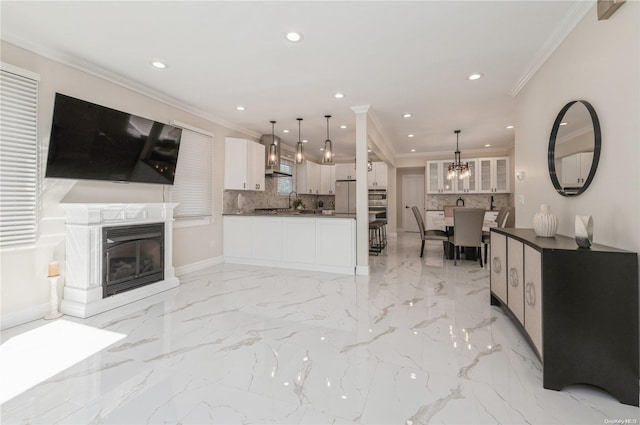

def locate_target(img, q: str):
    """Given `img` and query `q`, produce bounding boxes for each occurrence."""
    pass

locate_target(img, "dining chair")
[411,206,449,258]
[449,208,485,267]
[482,206,511,263]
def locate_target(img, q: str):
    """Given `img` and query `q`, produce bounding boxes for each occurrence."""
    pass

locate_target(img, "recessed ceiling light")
[560,122,568,126]
[283,129,289,133]
[468,73,483,80]
[340,125,347,129]
[485,144,491,147]
[302,139,308,143]
[368,149,372,153]
[408,134,414,138]
[285,31,303,42]
[320,148,324,151]
[334,93,345,99]
[151,61,167,69]
[506,125,514,129]
[403,113,412,118]
[411,149,416,152]
[236,106,245,111]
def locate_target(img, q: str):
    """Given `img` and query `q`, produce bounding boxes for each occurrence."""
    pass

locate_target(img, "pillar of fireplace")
[59,203,179,318]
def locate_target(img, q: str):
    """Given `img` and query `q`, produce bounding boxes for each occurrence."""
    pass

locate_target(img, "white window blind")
[0,67,39,248]
[171,128,212,218]
[277,159,294,195]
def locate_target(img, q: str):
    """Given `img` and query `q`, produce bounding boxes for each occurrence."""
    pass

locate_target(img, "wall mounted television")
[45,93,182,185]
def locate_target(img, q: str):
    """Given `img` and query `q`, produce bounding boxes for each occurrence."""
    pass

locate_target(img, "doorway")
[401,174,424,232]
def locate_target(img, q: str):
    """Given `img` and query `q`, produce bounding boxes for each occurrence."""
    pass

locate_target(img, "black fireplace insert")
[102,223,164,297]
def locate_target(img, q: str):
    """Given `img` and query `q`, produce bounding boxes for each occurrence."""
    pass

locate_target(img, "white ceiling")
[1,1,589,161]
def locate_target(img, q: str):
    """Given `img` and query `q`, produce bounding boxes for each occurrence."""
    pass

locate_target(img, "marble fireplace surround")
[59,203,179,318]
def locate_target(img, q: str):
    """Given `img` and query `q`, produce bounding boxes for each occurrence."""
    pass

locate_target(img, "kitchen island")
[223,213,356,274]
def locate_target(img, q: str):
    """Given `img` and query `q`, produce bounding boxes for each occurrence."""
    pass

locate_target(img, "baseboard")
[175,256,224,276]
[1,303,49,331]
[356,265,370,276]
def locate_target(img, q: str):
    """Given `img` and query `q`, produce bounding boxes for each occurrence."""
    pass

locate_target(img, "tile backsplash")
[223,178,334,214]
[425,193,512,210]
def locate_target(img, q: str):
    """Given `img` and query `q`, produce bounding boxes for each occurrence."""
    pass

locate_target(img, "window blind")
[0,67,39,248]
[277,159,294,195]
[171,128,213,218]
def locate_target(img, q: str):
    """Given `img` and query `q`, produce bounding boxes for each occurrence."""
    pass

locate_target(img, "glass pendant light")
[295,118,304,164]
[447,129,469,180]
[268,120,277,166]
[322,115,334,164]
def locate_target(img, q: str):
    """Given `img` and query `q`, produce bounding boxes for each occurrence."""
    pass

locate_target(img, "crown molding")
[510,1,593,96]
[2,34,261,139]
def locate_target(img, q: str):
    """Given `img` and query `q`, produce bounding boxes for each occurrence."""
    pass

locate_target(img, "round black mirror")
[548,100,601,197]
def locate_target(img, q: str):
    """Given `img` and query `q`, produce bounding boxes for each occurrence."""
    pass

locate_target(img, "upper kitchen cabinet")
[320,164,336,195]
[297,160,321,194]
[560,152,593,188]
[367,161,388,188]
[478,157,510,193]
[426,160,455,194]
[335,163,356,180]
[224,137,265,191]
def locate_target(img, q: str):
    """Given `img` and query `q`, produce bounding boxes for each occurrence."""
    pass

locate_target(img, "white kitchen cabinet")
[223,215,355,274]
[282,218,316,264]
[297,160,321,194]
[524,244,543,357]
[335,163,356,180]
[222,216,252,258]
[478,157,509,193]
[507,237,524,325]
[457,159,478,193]
[251,217,282,261]
[320,164,335,195]
[560,152,593,187]
[426,161,455,194]
[367,161,388,188]
[490,232,507,304]
[426,210,445,231]
[315,218,356,267]
[224,137,265,191]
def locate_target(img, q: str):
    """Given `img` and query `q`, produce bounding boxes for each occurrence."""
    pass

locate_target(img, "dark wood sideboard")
[489,228,639,406]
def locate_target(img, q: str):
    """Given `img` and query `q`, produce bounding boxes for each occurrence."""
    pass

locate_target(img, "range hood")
[260,134,292,177]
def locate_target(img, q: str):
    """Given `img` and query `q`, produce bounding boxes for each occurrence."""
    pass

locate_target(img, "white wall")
[514,3,639,253]
[0,42,255,324]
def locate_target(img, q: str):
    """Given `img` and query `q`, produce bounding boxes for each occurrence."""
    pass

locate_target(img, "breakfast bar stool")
[369,221,384,255]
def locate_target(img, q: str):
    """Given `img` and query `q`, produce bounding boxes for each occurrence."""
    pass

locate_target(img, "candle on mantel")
[48,261,60,277]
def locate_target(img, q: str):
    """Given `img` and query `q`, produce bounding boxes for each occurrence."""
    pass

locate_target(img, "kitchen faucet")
[288,191,298,209]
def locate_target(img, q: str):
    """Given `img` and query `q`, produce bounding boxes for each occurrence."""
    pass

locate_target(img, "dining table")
[431,217,497,260]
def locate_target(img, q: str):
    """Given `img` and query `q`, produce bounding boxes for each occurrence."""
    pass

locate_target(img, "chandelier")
[268,120,277,166]
[447,129,470,180]
[322,115,334,164]
[295,118,304,164]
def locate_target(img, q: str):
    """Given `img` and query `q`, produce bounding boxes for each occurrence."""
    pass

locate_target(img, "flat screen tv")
[45,93,182,185]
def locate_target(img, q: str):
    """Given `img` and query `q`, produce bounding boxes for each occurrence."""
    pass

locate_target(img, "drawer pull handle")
[509,267,519,287]
[492,257,502,273]
[525,281,536,306]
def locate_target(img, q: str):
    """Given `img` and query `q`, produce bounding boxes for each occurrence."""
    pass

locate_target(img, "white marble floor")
[1,233,638,424]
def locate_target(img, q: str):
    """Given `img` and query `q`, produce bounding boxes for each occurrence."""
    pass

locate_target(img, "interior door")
[402,174,424,232]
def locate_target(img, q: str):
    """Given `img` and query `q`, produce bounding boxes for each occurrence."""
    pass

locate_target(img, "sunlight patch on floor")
[0,320,125,404]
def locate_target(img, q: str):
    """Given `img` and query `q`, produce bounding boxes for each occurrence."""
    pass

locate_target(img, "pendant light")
[295,118,304,164]
[447,129,470,180]
[268,120,277,167]
[322,115,334,164]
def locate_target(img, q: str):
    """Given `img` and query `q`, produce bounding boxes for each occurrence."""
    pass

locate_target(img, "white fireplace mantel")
[60,203,180,318]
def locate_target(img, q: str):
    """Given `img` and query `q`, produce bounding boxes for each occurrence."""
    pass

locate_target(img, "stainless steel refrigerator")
[335,180,356,214]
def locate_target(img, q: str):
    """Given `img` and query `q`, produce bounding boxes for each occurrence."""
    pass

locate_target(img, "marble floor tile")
[1,233,638,424]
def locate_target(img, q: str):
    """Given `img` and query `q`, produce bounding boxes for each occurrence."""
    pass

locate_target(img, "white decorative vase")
[575,215,593,248]
[533,204,558,237]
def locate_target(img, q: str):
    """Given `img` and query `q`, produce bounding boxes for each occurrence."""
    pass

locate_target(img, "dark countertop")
[223,212,356,219]
[492,228,634,254]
